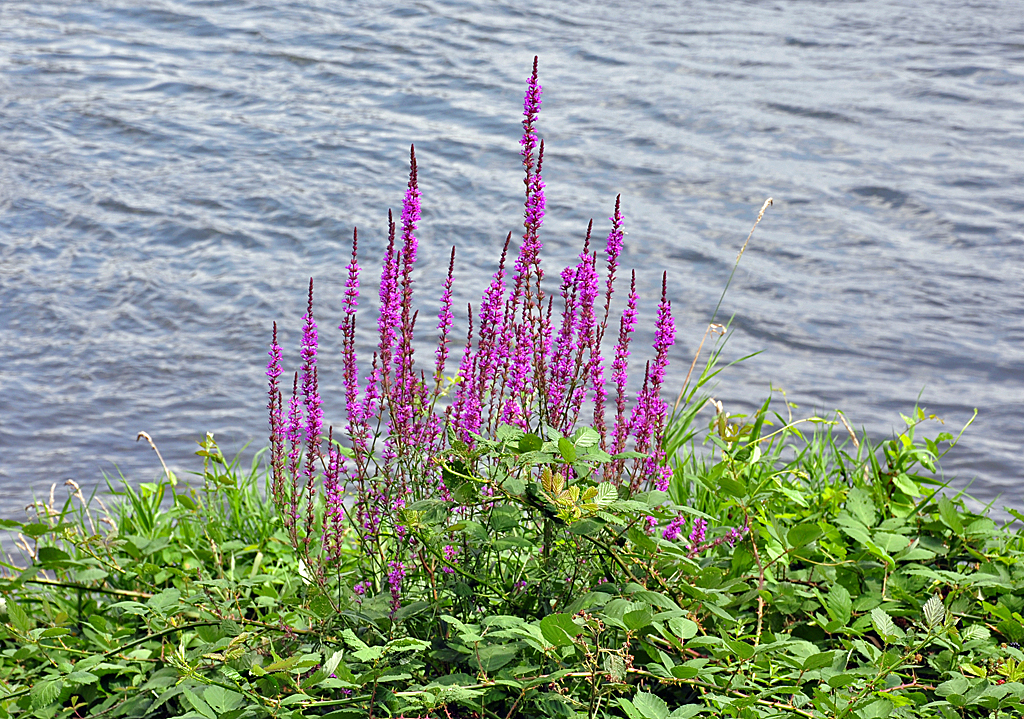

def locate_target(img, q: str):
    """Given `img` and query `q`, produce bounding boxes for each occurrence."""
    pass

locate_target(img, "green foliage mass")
[4,394,1024,718]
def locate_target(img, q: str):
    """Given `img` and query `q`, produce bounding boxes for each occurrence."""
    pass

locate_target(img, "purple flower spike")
[662,516,685,541]
[387,561,406,617]
[300,280,323,545]
[434,247,456,382]
[689,517,707,548]
[267,323,285,505]
[341,229,365,446]
[609,272,639,461]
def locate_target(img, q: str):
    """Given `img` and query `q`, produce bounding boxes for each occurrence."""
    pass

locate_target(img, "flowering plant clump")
[3,57,1011,719]
[267,57,680,613]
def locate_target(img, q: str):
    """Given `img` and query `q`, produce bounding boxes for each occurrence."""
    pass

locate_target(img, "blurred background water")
[1,0,1022,520]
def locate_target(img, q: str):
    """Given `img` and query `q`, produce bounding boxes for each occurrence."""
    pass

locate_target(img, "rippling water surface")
[1,0,1022,518]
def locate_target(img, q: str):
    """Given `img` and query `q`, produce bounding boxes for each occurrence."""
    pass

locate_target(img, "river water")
[1,0,1022,520]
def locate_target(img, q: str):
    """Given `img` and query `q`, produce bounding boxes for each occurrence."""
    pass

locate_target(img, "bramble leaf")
[923,595,946,628]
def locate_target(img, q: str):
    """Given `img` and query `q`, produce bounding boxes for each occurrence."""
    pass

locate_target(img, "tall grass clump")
[4,57,1024,719]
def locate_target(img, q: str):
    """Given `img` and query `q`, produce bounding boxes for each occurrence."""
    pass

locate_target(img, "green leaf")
[893,473,920,497]
[788,523,823,549]
[938,495,965,536]
[573,426,601,448]
[719,474,746,498]
[935,676,970,697]
[36,547,71,566]
[594,482,618,508]
[856,698,893,718]
[386,637,431,653]
[802,651,835,671]
[828,673,858,688]
[147,588,181,614]
[7,600,30,632]
[469,644,518,672]
[30,679,62,709]
[624,606,654,632]
[827,584,853,625]
[873,532,910,554]
[923,595,946,628]
[540,614,580,647]
[519,433,543,453]
[668,617,698,640]
[847,487,877,527]
[203,686,242,713]
[64,670,98,685]
[263,654,303,673]
[870,607,901,642]
[558,437,577,463]
[633,691,670,719]
[727,639,755,660]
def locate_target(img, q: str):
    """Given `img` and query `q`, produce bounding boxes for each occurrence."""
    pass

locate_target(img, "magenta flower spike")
[510,57,546,319]
[341,229,365,447]
[267,322,285,504]
[610,272,639,459]
[662,516,685,541]
[285,372,302,531]
[387,560,406,617]
[689,517,707,548]
[434,247,456,383]
[376,211,400,389]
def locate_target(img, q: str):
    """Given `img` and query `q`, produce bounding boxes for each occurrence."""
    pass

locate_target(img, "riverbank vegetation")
[2,59,1021,719]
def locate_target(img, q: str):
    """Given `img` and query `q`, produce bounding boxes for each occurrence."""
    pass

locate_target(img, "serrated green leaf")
[870,607,900,642]
[624,606,654,631]
[203,686,242,713]
[30,679,62,709]
[184,687,218,719]
[827,584,852,625]
[787,523,823,549]
[936,675,970,697]
[828,673,858,688]
[922,595,946,628]
[573,426,601,448]
[633,691,670,719]
[7,601,31,633]
[558,437,577,463]
[938,495,965,536]
[668,617,698,640]
[847,487,877,527]
[802,651,835,671]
